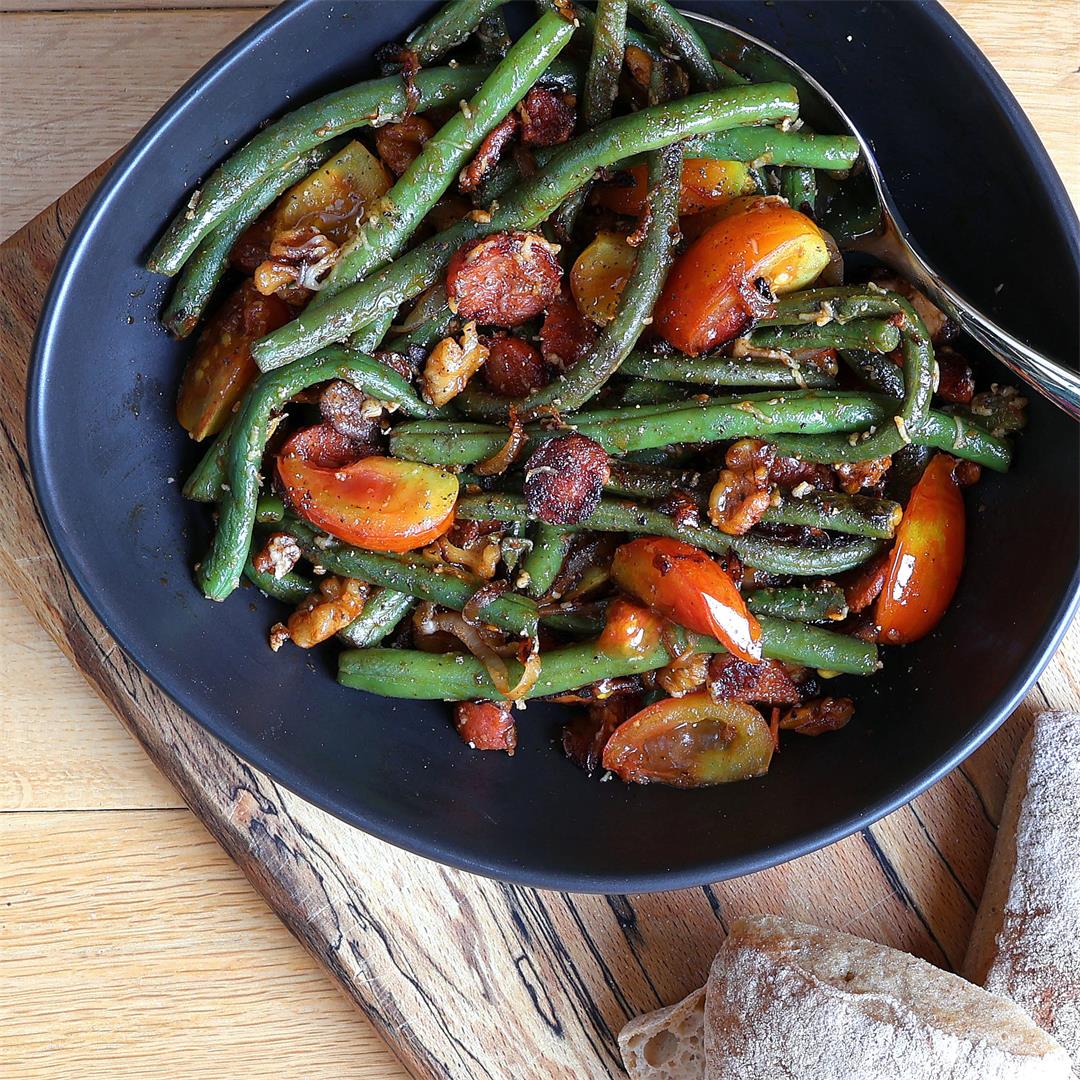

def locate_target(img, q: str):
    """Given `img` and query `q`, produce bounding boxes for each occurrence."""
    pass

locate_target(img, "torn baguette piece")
[619,986,706,1079]
[963,710,1080,1064]
[705,913,1073,1080]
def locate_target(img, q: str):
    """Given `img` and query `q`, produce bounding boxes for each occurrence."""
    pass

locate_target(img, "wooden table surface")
[1,2,1076,1077]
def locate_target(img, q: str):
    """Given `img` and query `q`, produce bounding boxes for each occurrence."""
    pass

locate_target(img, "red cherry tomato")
[611,537,762,663]
[277,424,458,552]
[596,597,666,658]
[601,693,774,788]
[875,453,966,644]
[653,198,830,355]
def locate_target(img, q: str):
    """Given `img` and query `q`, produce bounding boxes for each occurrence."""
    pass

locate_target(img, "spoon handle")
[853,219,1080,421]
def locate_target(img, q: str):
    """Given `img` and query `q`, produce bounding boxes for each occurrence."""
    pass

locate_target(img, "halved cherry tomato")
[597,597,665,658]
[654,197,831,355]
[611,537,762,663]
[595,158,756,217]
[270,140,391,245]
[570,230,636,325]
[277,424,458,552]
[176,281,291,441]
[875,453,965,644]
[601,693,773,787]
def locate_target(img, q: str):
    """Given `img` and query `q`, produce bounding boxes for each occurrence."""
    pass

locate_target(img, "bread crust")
[963,710,1080,1064]
[705,914,1073,1080]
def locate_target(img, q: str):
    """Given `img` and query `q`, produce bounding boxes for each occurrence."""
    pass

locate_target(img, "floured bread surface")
[619,986,706,1079]
[705,914,1073,1080]
[963,711,1080,1064]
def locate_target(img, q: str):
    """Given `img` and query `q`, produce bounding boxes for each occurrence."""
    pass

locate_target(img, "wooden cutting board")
[2,162,1077,1079]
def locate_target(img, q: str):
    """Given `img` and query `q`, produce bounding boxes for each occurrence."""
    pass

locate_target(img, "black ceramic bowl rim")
[27,1,1080,893]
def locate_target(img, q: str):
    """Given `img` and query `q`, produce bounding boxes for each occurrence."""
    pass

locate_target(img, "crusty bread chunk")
[705,913,1073,1080]
[619,986,706,1079]
[963,710,1080,1064]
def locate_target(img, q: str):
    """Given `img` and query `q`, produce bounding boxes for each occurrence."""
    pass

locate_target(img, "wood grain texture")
[1,3,1078,1078]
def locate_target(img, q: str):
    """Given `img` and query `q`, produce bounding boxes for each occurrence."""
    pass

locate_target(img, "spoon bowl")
[689,10,1080,419]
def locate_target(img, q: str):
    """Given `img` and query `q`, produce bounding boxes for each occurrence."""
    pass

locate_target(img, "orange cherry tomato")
[595,158,756,216]
[601,693,774,787]
[653,197,831,355]
[277,424,458,552]
[610,537,762,663]
[596,597,666,658]
[176,281,291,441]
[875,453,966,644]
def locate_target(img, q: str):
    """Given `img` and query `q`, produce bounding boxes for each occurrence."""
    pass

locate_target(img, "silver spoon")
[688,11,1080,420]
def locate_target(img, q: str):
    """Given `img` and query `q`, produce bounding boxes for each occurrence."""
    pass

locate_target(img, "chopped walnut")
[252,532,302,580]
[425,533,502,580]
[268,622,290,652]
[708,439,775,535]
[286,576,368,648]
[834,456,891,494]
[253,224,338,297]
[779,696,855,736]
[657,653,709,697]
[421,320,489,406]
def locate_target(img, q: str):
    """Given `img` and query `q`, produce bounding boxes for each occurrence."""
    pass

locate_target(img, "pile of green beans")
[154,0,1025,775]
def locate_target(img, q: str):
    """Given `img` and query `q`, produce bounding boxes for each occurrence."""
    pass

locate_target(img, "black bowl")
[28,0,1079,892]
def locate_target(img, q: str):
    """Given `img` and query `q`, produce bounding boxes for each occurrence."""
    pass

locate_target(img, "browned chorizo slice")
[458,112,520,193]
[522,433,610,525]
[374,114,436,176]
[446,231,562,327]
[539,284,596,370]
[517,87,576,147]
[482,334,549,397]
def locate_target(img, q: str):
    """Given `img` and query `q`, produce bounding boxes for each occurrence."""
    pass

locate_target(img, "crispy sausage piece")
[446,231,562,327]
[374,114,436,176]
[482,334,550,397]
[523,433,610,525]
[779,696,855,736]
[454,701,517,754]
[319,379,383,443]
[707,655,801,705]
[540,284,597,370]
[841,550,890,614]
[518,87,576,146]
[935,345,975,404]
[562,694,639,775]
[834,455,891,494]
[458,113,520,193]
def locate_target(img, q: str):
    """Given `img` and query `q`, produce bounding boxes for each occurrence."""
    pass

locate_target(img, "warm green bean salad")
[152,0,1027,788]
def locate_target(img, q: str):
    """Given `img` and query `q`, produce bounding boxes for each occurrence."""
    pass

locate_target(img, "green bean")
[392,390,886,465]
[746,318,901,355]
[475,9,512,60]
[520,523,572,598]
[405,0,510,65]
[350,310,396,354]
[243,553,412,647]
[524,142,683,414]
[183,418,233,503]
[316,11,575,303]
[337,588,414,649]
[629,0,724,90]
[584,0,627,126]
[620,347,838,389]
[779,165,817,218]
[767,297,935,465]
[196,349,439,600]
[605,378,689,407]
[148,65,489,276]
[243,554,313,606]
[338,612,878,699]
[252,84,801,371]
[280,519,539,636]
[605,460,703,500]
[756,286,902,327]
[772,407,1013,472]
[746,584,848,624]
[761,491,903,539]
[162,142,341,338]
[841,348,905,398]
[455,491,882,576]
[255,493,285,524]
